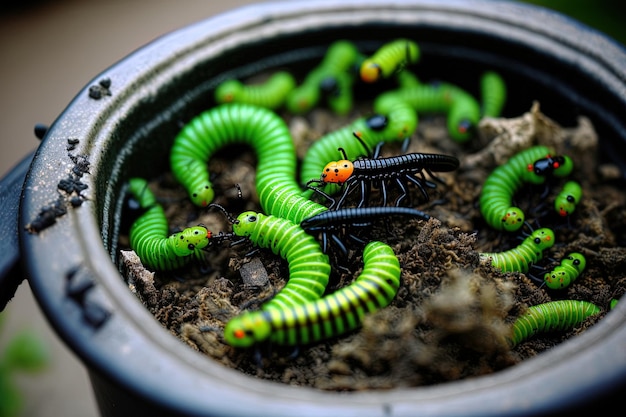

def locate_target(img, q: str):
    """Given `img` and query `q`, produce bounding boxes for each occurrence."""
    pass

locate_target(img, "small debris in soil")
[118,101,626,391]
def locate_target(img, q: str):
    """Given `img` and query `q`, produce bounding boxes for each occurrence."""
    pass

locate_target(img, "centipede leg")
[404,174,430,201]
[330,233,349,256]
[321,231,329,254]
[394,177,410,207]
[400,137,410,154]
[363,181,373,208]
[379,179,390,207]
[307,183,337,209]
[346,232,368,246]
[372,141,384,158]
[424,168,446,185]
[336,182,356,209]
[527,265,548,287]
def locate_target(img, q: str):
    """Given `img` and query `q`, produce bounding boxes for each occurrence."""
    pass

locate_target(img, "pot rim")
[19,1,626,416]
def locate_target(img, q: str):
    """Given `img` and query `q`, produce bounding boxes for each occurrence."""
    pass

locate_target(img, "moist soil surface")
[119,100,626,391]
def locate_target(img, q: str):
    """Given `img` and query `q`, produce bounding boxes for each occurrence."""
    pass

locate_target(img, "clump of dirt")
[118,101,626,391]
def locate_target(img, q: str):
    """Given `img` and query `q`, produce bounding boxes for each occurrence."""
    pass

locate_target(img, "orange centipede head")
[320,160,354,185]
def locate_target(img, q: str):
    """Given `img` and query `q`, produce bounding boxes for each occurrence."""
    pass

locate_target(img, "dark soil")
[118,100,626,391]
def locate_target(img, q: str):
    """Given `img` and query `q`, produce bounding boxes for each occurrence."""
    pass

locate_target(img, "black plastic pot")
[3,1,626,416]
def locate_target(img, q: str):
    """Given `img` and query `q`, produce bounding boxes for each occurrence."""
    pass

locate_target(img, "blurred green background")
[520,0,626,46]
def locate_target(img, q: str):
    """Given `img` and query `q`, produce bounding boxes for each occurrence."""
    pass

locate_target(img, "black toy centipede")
[307,135,460,209]
[300,205,431,255]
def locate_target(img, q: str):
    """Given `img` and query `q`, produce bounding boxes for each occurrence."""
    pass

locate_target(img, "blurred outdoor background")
[0,1,624,416]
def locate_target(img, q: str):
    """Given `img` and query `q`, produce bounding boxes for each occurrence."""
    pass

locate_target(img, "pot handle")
[0,150,36,311]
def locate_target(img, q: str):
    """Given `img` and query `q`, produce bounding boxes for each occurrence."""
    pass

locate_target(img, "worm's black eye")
[319,76,338,95]
[366,114,388,131]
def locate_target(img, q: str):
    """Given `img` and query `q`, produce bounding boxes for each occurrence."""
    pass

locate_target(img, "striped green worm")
[223,240,401,347]
[479,227,555,274]
[479,145,573,232]
[227,210,332,311]
[284,67,324,115]
[322,71,355,116]
[480,70,507,118]
[286,40,362,115]
[543,252,586,290]
[395,69,421,88]
[360,38,420,83]
[214,71,296,110]
[170,102,300,207]
[171,102,329,224]
[373,81,481,143]
[447,88,482,143]
[127,177,212,271]
[554,180,582,217]
[257,179,328,224]
[508,300,601,348]
[371,92,418,142]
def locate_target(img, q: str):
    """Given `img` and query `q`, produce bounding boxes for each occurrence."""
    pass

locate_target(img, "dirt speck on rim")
[118,101,626,391]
